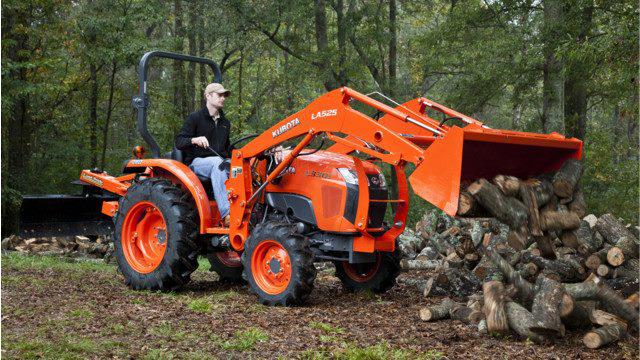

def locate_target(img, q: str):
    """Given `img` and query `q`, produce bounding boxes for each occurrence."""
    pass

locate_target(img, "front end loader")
[34,51,583,305]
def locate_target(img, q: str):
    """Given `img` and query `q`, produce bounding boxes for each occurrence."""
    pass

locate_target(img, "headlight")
[338,168,359,185]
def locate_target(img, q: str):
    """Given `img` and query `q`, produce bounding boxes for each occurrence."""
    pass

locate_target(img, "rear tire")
[334,247,400,294]
[206,251,244,283]
[114,178,198,291]
[241,221,316,306]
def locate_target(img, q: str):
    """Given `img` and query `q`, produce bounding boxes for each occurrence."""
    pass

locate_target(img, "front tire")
[114,178,198,291]
[206,250,244,283]
[334,247,401,294]
[241,222,316,306]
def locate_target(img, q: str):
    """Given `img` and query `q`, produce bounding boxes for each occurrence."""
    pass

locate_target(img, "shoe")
[223,215,230,227]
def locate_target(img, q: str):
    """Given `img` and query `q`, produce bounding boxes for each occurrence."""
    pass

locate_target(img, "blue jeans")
[190,156,230,218]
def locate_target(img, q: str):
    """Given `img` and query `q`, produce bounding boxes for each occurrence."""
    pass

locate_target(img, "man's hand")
[272,145,285,164]
[191,136,209,148]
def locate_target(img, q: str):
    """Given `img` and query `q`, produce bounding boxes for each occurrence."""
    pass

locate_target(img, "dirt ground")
[1,253,638,359]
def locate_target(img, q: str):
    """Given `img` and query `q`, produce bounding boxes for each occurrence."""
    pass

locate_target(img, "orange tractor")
[64,52,582,305]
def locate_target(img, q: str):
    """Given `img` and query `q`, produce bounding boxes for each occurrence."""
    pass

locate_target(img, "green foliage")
[218,327,269,351]
[309,321,346,334]
[186,298,212,313]
[1,186,22,237]
[1,0,637,225]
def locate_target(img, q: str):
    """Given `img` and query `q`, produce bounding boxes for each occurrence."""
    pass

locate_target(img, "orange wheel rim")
[216,251,242,267]
[251,240,292,295]
[121,201,168,274]
[342,254,381,282]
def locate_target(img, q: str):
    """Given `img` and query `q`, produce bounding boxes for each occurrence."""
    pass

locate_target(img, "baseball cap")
[205,83,231,97]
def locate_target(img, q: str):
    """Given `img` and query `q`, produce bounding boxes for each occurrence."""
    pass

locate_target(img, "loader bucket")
[408,126,582,216]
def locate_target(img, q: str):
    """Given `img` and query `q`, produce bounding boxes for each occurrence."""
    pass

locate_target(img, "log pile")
[1,235,114,263]
[404,159,639,349]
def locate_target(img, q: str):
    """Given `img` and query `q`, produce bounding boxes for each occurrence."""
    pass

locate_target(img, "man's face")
[206,92,226,109]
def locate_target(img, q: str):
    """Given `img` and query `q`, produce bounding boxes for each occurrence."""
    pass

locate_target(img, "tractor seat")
[168,148,214,198]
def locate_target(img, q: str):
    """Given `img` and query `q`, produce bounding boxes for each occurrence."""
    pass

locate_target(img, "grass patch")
[68,308,94,319]
[309,321,345,334]
[3,337,98,359]
[187,298,212,313]
[2,253,113,273]
[148,321,187,341]
[301,342,440,360]
[218,327,269,351]
[142,348,175,360]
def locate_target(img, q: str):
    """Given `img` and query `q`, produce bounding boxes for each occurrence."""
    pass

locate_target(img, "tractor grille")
[366,174,387,229]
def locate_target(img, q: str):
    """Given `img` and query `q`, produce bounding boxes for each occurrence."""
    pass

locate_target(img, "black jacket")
[175,107,234,165]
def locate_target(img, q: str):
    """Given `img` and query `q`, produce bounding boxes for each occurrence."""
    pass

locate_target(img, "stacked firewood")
[1,235,115,262]
[399,159,639,349]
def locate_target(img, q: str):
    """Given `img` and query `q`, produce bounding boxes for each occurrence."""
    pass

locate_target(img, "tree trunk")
[186,0,197,110]
[173,0,185,115]
[388,0,397,96]
[541,0,564,134]
[100,60,118,169]
[313,0,336,91]
[88,62,99,168]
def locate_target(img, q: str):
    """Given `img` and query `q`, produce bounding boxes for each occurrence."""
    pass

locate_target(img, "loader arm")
[226,87,458,250]
[226,87,582,252]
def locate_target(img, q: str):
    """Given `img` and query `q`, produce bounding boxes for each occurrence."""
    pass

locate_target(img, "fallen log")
[419,297,455,321]
[603,277,639,298]
[534,234,557,259]
[507,226,530,251]
[505,301,548,344]
[583,324,627,349]
[400,259,442,271]
[530,275,564,337]
[467,179,528,229]
[423,267,482,298]
[493,175,520,197]
[522,252,585,282]
[595,213,638,245]
[450,304,483,324]
[524,178,554,209]
[624,293,639,310]
[485,249,535,304]
[597,264,612,278]
[559,230,579,250]
[563,301,597,330]
[606,237,639,267]
[540,210,581,231]
[567,189,587,218]
[590,309,628,329]
[457,191,476,217]
[576,220,601,255]
[564,277,639,330]
[482,281,509,335]
[552,159,582,198]
[520,183,543,236]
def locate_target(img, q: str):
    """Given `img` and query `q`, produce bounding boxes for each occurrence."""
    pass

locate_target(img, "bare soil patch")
[1,254,637,359]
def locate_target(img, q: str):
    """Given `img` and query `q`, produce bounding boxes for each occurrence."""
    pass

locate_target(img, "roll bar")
[131,51,222,158]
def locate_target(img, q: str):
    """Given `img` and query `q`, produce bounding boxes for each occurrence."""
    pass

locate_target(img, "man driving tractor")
[175,83,234,226]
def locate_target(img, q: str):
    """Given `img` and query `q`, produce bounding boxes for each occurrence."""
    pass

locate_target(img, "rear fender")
[124,159,213,232]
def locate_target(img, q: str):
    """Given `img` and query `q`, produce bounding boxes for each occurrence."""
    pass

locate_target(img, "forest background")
[2,0,638,229]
